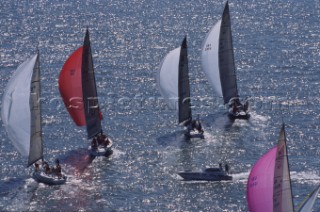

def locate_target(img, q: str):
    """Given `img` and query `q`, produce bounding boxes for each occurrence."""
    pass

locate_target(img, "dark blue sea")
[1,0,320,211]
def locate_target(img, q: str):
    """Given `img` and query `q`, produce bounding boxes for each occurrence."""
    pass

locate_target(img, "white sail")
[298,185,320,212]
[157,47,180,111]
[201,19,223,97]
[1,55,40,159]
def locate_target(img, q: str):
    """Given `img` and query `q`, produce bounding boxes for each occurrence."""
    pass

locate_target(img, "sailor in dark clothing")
[54,159,62,178]
[97,133,110,147]
[91,136,98,150]
[194,120,203,133]
[225,164,230,174]
[43,162,51,175]
[243,98,249,112]
[219,163,223,171]
[34,163,40,172]
[189,116,204,134]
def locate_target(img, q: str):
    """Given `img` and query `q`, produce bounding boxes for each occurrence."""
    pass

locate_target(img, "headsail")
[82,29,103,138]
[297,185,320,212]
[1,54,43,166]
[273,124,294,212]
[246,146,277,212]
[201,1,239,104]
[157,38,192,124]
[178,37,192,124]
[59,46,86,126]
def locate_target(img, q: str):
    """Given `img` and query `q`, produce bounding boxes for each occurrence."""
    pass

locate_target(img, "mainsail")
[82,29,103,138]
[59,46,86,126]
[1,54,43,166]
[273,124,294,212]
[178,37,192,124]
[157,38,192,124]
[201,1,239,104]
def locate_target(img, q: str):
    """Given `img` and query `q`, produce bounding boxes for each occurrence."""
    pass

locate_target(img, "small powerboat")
[178,167,232,181]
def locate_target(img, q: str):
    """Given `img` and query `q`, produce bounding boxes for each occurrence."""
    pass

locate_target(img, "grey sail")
[273,124,294,212]
[28,54,43,167]
[178,37,192,124]
[297,184,320,212]
[219,2,239,104]
[82,29,103,139]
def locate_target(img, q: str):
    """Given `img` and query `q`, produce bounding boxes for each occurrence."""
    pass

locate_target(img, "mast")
[178,37,192,124]
[28,53,43,166]
[82,29,103,139]
[219,1,239,104]
[273,124,294,211]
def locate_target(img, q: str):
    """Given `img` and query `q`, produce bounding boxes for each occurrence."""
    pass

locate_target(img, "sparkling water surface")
[1,0,320,211]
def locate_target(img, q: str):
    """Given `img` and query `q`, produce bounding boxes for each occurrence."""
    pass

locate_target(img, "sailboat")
[246,124,320,211]
[1,54,66,185]
[201,1,249,120]
[157,37,204,139]
[59,29,113,157]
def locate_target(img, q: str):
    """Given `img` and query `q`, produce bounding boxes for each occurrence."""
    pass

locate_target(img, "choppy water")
[1,0,320,211]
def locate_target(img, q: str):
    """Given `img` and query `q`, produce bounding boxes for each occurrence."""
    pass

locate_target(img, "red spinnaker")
[59,47,86,126]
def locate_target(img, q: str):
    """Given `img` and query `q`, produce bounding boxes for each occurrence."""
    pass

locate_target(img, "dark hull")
[228,112,250,120]
[184,131,204,139]
[178,172,232,181]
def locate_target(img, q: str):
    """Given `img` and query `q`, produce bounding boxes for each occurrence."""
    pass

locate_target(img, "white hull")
[32,171,66,185]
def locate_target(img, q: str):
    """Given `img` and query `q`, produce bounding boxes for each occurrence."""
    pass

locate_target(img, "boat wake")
[230,171,250,182]
[290,171,320,184]
[60,148,95,175]
[0,177,38,211]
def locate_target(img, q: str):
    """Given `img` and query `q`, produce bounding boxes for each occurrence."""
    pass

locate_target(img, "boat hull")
[32,171,67,185]
[178,172,232,181]
[184,131,204,139]
[228,111,250,120]
[88,139,113,157]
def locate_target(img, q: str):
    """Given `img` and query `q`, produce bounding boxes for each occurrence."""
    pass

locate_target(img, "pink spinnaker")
[246,146,277,212]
